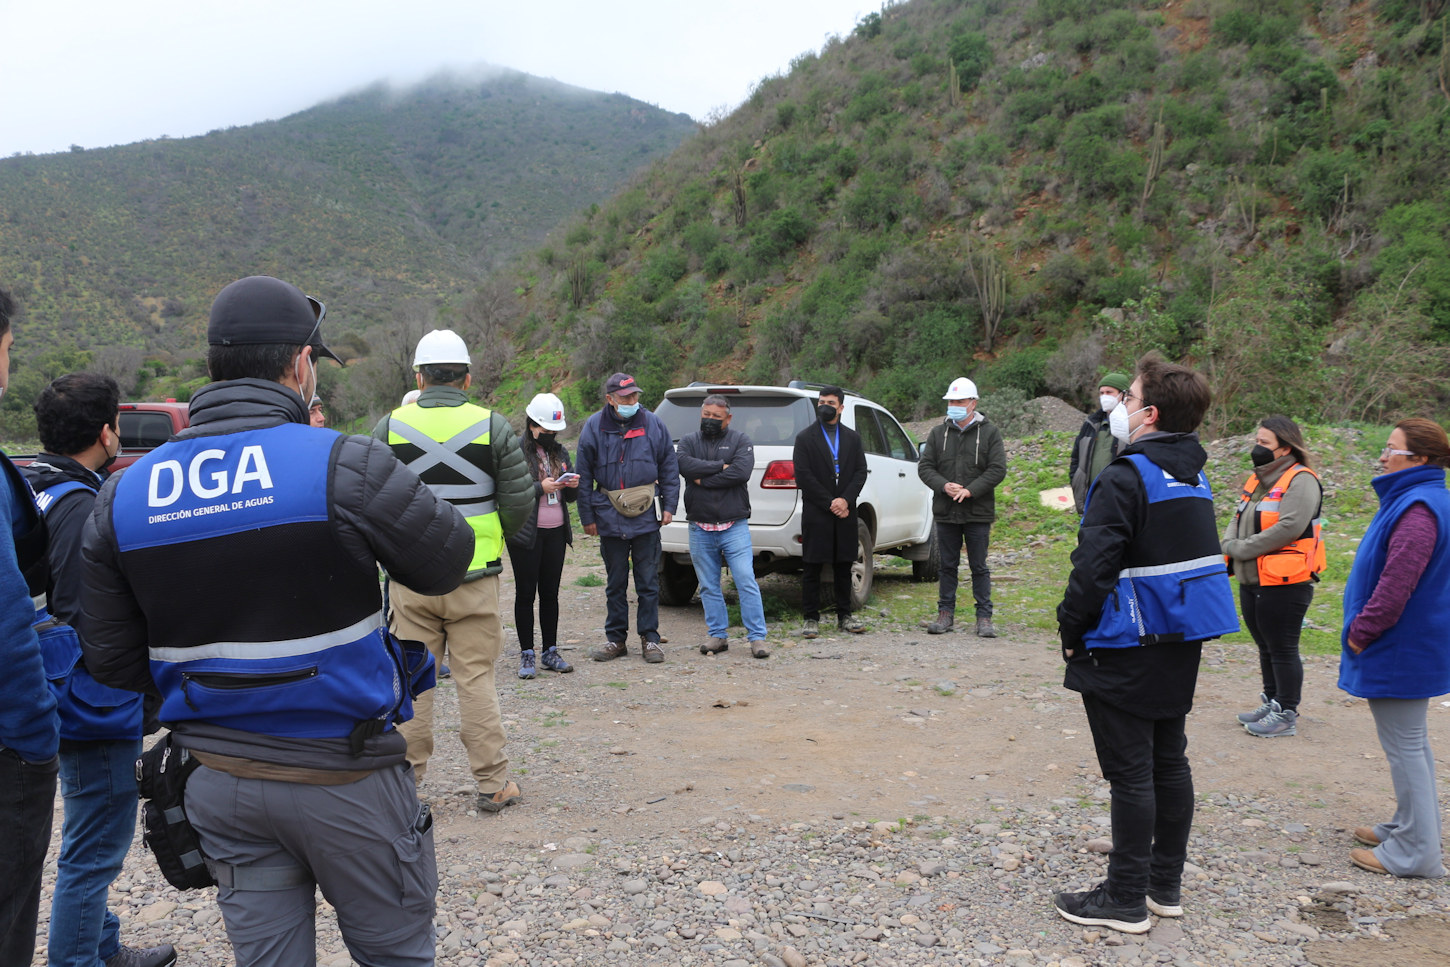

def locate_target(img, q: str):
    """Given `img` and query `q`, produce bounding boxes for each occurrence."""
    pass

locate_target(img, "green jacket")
[373,385,534,577]
[917,413,1008,524]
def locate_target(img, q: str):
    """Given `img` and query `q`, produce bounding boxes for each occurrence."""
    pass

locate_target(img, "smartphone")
[557,472,579,484]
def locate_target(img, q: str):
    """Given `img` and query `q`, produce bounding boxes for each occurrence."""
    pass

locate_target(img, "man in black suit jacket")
[793,386,869,638]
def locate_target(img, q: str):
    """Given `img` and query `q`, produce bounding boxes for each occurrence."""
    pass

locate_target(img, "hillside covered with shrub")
[501,0,1450,434]
[0,70,693,436]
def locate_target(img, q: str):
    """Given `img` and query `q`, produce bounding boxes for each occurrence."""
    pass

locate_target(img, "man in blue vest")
[0,285,61,967]
[1054,352,1238,935]
[80,276,474,967]
[376,329,534,814]
[24,373,174,967]
[574,373,679,663]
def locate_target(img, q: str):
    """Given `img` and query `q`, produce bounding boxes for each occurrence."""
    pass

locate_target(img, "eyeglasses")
[1381,447,1416,457]
[304,297,326,348]
[1122,391,1152,410]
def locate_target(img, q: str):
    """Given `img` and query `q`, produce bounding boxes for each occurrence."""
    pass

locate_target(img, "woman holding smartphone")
[508,393,580,678]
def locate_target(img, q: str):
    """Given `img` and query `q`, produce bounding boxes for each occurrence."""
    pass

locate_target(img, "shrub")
[949,32,993,91]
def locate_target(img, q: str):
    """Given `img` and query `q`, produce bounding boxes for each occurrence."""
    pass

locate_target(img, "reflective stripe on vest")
[111,424,411,739]
[387,403,502,576]
[1084,453,1239,649]
[1232,465,1326,585]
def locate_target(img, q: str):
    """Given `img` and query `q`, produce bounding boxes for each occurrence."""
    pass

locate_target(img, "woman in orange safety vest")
[1221,416,1326,739]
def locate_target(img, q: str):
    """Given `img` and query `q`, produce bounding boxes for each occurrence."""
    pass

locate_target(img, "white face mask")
[1108,401,1134,445]
[1099,394,1119,414]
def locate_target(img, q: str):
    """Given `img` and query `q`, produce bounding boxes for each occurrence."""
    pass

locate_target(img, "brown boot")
[926,609,955,634]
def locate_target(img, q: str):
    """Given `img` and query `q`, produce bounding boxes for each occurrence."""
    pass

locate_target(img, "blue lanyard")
[821,423,840,475]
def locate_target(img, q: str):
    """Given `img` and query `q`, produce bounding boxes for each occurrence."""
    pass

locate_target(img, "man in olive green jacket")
[917,378,1008,637]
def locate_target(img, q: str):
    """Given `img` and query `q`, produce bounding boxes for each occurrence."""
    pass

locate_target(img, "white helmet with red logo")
[526,393,567,431]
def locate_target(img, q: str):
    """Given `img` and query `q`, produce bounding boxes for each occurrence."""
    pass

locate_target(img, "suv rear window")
[119,412,174,449]
[656,395,815,446]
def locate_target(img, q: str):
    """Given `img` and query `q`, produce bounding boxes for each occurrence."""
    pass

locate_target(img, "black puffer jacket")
[676,427,755,524]
[507,439,578,550]
[79,379,471,702]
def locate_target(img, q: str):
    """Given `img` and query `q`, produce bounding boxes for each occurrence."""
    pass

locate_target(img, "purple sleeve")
[1349,504,1438,647]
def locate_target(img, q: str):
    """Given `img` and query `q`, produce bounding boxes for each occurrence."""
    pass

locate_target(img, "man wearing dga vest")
[24,373,175,967]
[376,329,534,813]
[1053,352,1238,935]
[80,276,473,967]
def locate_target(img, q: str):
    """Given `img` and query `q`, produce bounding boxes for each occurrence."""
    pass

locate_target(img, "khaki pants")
[391,575,509,794]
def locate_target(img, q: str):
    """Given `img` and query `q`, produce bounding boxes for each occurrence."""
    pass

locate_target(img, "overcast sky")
[1,0,870,157]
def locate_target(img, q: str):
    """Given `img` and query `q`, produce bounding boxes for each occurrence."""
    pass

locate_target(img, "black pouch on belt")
[136,732,217,890]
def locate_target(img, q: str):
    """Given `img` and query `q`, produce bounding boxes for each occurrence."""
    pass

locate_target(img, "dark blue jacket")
[0,453,57,762]
[80,379,471,771]
[1339,464,1450,700]
[676,427,754,524]
[575,405,679,539]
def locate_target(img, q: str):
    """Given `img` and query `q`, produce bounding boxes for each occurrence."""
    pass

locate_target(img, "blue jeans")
[50,738,142,967]
[689,522,767,641]
[0,748,58,967]
[600,531,661,644]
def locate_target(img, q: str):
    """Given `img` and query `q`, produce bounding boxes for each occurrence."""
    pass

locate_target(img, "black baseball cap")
[208,276,343,364]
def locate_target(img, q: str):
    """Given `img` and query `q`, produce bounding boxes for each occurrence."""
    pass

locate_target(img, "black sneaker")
[1146,889,1183,918]
[106,945,177,967]
[1054,885,1151,934]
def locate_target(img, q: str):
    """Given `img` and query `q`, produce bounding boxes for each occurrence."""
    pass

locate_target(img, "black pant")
[600,531,661,644]
[508,526,569,651]
[1239,582,1313,712]
[1080,694,1194,903]
[802,560,853,621]
[0,749,58,967]
[937,520,993,616]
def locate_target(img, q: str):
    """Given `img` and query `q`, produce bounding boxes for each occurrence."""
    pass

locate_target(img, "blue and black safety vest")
[1082,453,1239,649]
[31,474,144,741]
[109,423,419,740]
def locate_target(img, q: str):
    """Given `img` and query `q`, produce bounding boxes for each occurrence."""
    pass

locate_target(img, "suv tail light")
[761,460,797,489]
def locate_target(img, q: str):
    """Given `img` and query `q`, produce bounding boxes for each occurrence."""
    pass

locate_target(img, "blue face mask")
[946,405,969,422]
[615,401,640,419]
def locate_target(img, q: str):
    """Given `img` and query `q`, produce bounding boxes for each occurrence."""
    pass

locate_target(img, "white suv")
[654,382,938,609]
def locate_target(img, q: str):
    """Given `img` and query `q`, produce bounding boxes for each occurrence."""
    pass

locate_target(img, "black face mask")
[816,404,838,423]
[700,418,725,438]
[1250,445,1276,467]
[536,431,558,448]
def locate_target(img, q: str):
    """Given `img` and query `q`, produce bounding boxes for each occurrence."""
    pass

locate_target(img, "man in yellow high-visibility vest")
[376,329,534,813]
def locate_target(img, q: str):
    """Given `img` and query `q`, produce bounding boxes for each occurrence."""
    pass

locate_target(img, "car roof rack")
[786,380,862,398]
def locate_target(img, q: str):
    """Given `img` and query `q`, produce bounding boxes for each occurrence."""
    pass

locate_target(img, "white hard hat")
[413,329,471,368]
[400,389,421,406]
[942,377,978,400]
[526,392,567,431]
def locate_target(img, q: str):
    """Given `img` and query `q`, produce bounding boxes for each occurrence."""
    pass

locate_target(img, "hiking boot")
[1053,885,1150,934]
[975,616,997,638]
[642,639,665,663]
[591,640,628,661]
[540,647,573,673]
[1146,888,1183,918]
[699,636,729,655]
[1236,692,1274,724]
[478,780,523,813]
[518,649,537,679]
[1350,848,1390,874]
[838,615,866,634]
[106,945,177,967]
[801,619,819,639]
[1354,826,1381,847]
[1244,700,1297,737]
[926,609,955,635]
[749,639,771,659]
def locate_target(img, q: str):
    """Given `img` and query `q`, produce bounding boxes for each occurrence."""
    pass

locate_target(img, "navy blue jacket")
[574,405,680,539]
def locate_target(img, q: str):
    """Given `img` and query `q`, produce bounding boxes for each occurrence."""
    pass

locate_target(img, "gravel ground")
[28,606,1450,966]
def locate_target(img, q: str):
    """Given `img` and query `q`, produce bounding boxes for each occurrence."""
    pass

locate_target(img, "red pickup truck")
[13,401,190,472]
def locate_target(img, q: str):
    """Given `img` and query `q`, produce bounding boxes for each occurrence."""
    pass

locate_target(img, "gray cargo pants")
[186,762,437,966]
